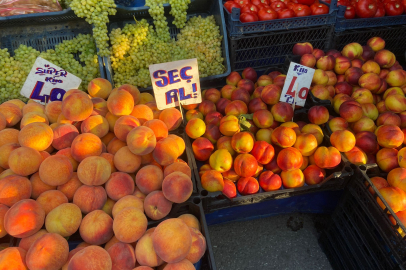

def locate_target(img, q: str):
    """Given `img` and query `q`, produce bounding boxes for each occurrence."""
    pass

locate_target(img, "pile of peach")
[182,67,344,198]
[0,79,203,269]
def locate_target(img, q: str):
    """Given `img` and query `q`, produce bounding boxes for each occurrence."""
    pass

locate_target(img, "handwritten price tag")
[149,58,201,110]
[280,62,315,107]
[20,57,82,104]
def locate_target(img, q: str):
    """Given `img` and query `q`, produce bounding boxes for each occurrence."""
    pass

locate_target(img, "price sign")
[149,58,201,110]
[20,57,82,105]
[280,62,315,107]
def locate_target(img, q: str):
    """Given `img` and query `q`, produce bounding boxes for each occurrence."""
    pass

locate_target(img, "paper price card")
[149,58,201,110]
[20,57,82,104]
[280,62,315,107]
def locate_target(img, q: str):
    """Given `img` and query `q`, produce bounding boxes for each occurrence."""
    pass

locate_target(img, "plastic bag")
[0,0,62,17]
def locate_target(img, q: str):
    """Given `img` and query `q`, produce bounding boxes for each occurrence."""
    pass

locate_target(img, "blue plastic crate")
[0,20,106,82]
[115,0,145,8]
[335,5,406,32]
[0,8,78,27]
[223,0,337,37]
[104,0,231,89]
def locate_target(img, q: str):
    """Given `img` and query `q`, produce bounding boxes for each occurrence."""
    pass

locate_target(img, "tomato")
[337,0,350,6]
[241,3,260,13]
[240,12,259,22]
[252,0,270,5]
[403,0,406,11]
[277,8,296,17]
[287,2,296,8]
[344,5,356,17]
[385,1,404,15]
[234,0,251,7]
[258,7,279,19]
[279,0,292,4]
[292,4,312,15]
[271,1,287,10]
[224,1,241,13]
[297,0,315,4]
[374,4,386,16]
[355,0,378,18]
[310,3,329,14]
[382,0,397,4]
[323,0,332,3]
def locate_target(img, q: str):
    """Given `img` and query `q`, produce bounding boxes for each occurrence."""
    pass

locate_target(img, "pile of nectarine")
[0,79,204,269]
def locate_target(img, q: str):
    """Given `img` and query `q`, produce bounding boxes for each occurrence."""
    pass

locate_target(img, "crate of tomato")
[335,0,406,31]
[223,0,337,36]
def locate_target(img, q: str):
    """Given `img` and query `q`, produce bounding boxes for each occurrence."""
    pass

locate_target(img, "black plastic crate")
[330,25,406,66]
[229,25,334,71]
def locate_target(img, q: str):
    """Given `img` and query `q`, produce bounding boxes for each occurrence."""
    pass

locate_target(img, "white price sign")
[280,62,315,107]
[20,57,82,104]
[149,58,201,110]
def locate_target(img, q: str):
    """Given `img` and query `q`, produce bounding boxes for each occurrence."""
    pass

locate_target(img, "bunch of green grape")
[145,0,171,42]
[70,0,117,57]
[109,15,225,88]
[169,0,191,28]
[0,34,100,104]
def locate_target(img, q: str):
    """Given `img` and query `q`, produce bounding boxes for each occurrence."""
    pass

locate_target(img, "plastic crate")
[63,200,217,270]
[335,5,406,32]
[104,0,230,89]
[0,8,78,27]
[0,20,106,79]
[330,25,406,66]
[223,0,337,37]
[229,24,334,71]
[193,108,354,212]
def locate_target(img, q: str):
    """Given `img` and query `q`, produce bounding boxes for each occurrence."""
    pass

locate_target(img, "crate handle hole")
[359,165,367,171]
[200,190,208,197]
[344,166,352,172]
[193,197,201,205]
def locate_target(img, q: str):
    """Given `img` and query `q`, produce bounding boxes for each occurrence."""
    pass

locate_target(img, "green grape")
[70,0,116,57]
[169,0,191,28]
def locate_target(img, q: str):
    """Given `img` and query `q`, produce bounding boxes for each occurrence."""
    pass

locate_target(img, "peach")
[144,190,172,220]
[0,204,7,239]
[185,118,206,139]
[355,131,378,154]
[209,149,233,173]
[352,117,376,133]
[130,105,153,125]
[367,37,385,52]
[142,120,168,142]
[341,42,363,60]
[312,69,329,85]
[276,147,303,171]
[377,148,399,172]
[386,70,406,87]
[184,227,206,264]
[366,176,389,195]
[185,110,203,122]
[201,170,224,192]
[339,100,363,123]
[102,197,115,217]
[91,97,108,117]
[111,116,140,142]
[61,92,93,121]
[76,156,111,186]
[0,247,27,269]
[293,42,313,56]
[334,82,352,96]
[333,93,353,114]
[192,137,214,161]
[334,56,351,74]
[135,165,163,194]
[100,153,116,173]
[106,112,120,132]
[383,87,404,99]
[19,229,47,252]
[271,126,296,148]
[377,100,388,113]
[374,49,396,68]
[179,214,200,231]
[345,67,364,86]
[385,94,406,113]
[351,88,373,104]
[105,172,135,201]
[377,111,400,126]
[163,260,195,270]
[344,146,367,165]
[271,102,294,123]
[261,84,281,105]
[398,148,406,168]
[376,125,403,148]
[162,172,192,203]
[312,48,325,60]
[252,109,273,129]
[68,245,112,270]
[281,122,300,135]
[216,98,231,115]
[158,108,182,131]
[314,146,341,169]
[255,128,273,144]
[20,112,48,129]
[197,100,216,117]
[301,124,324,145]
[258,171,281,191]
[107,242,136,270]
[18,122,52,151]
[0,103,22,127]
[203,124,221,144]
[225,100,248,116]
[4,199,45,238]
[387,168,406,193]
[79,209,113,245]
[0,169,15,180]
[71,133,103,162]
[0,143,19,169]
[294,133,318,156]
[237,79,255,95]
[248,98,267,114]
[243,67,258,82]
[8,147,42,176]
[231,88,250,104]
[45,203,81,237]
[107,137,126,155]
[135,232,163,267]
[118,84,141,105]
[308,106,329,125]
[73,185,107,214]
[231,131,254,154]
[39,155,73,186]
[4,99,25,110]
[112,195,143,218]
[153,136,181,166]
[52,124,79,150]
[281,169,305,188]
[24,102,45,113]
[358,73,381,93]
[113,207,147,243]
[300,54,316,68]
[88,78,112,99]
[362,60,381,75]
[139,93,155,104]
[316,55,334,71]
[219,115,240,136]
[221,85,236,100]
[36,190,68,215]
[107,90,134,116]
[377,187,406,213]
[361,103,379,121]
[164,163,191,179]
[251,141,275,165]
[30,171,57,199]
[328,117,348,132]
[226,71,242,86]
[303,165,325,185]
[114,146,142,173]
[54,148,78,172]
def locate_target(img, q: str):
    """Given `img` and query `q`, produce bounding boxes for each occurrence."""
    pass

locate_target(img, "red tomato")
[279,0,292,4]
[310,3,329,14]
[271,1,287,10]
[292,4,312,15]
[241,3,260,13]
[252,0,270,5]
[224,1,241,13]
[234,0,251,7]
[337,0,350,6]
[258,7,279,19]
[374,4,386,16]
[287,2,296,8]
[385,1,404,15]
[344,5,356,17]
[382,0,397,4]
[403,0,406,11]
[240,12,259,22]
[323,0,332,3]
[355,0,378,18]
[270,0,281,2]
[277,8,296,17]
[297,0,316,4]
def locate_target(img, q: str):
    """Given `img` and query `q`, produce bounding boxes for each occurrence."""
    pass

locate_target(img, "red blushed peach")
[303,165,325,185]
[105,172,135,201]
[130,104,153,125]
[198,100,216,117]
[135,233,164,268]
[312,48,325,60]
[221,85,236,99]
[4,199,45,238]
[351,88,373,105]
[261,84,282,105]
[376,125,403,148]
[203,124,222,144]
[352,117,377,133]
[361,103,379,121]
[91,97,108,117]
[300,54,316,68]
[308,106,329,125]
[366,176,389,195]
[55,148,79,172]
[387,168,406,193]
[312,70,329,86]
[61,92,93,122]
[259,171,281,191]
[117,85,141,105]
[216,98,231,115]
[376,111,400,127]
[88,78,112,99]
[112,195,143,219]
[341,42,363,60]
[107,242,136,270]
[231,88,250,104]
[77,156,111,186]
[18,122,53,151]
[185,110,203,122]
[0,247,28,269]
[377,148,399,172]
[248,98,267,114]
[0,129,19,149]
[252,109,274,129]
[314,146,341,169]
[368,37,385,52]
[219,115,240,136]
[159,108,182,132]
[328,117,348,132]
[114,146,142,173]
[271,126,296,148]
[222,168,240,182]
[222,179,237,198]
[385,94,406,113]
[20,112,48,129]
[252,86,264,98]
[71,133,103,162]
[377,100,388,113]
[153,136,181,166]
[36,190,68,215]
[216,136,235,156]
[281,168,305,188]
[362,60,381,75]
[257,75,272,86]
[237,177,259,195]
[38,155,73,186]
[358,73,381,93]
[355,131,378,154]
[126,126,156,156]
[144,191,172,220]
[204,88,221,104]
[375,49,396,68]
[251,141,275,165]
[136,165,164,195]
[68,246,112,270]
[344,146,367,165]
[386,70,406,87]
[30,172,56,200]
[192,137,214,161]
[333,93,353,114]
[293,42,313,56]
[81,115,109,138]
[237,79,255,95]
[73,185,107,214]
[0,103,22,128]
[277,147,303,171]
[0,143,20,170]
[334,81,353,96]
[107,90,134,116]
[377,187,406,213]
[225,100,248,116]
[185,118,206,139]
[0,175,31,207]
[294,133,318,156]
[205,112,223,127]
[113,115,141,142]
[383,87,404,99]
[52,124,79,150]
[345,67,364,86]
[301,124,324,145]
[339,100,363,123]
[113,207,148,244]
[44,101,62,124]
[231,132,254,154]
[18,229,47,252]
[162,172,193,203]
[334,56,351,74]
[234,153,258,177]
[398,148,406,168]
[255,128,273,144]
[201,170,224,192]
[209,149,233,173]
[317,55,335,71]
[271,102,294,123]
